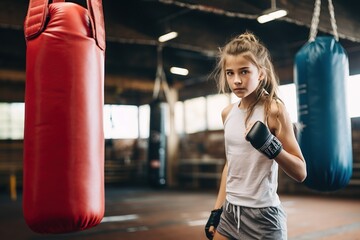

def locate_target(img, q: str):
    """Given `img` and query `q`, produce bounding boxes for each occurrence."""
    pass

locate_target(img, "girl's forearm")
[275,150,307,182]
[214,163,227,209]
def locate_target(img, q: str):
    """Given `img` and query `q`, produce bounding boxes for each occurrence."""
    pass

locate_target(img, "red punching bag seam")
[87,0,106,51]
[24,0,49,40]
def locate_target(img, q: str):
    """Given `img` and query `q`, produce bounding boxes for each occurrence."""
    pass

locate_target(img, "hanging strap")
[309,0,339,42]
[24,0,105,50]
[152,45,171,102]
[327,0,338,41]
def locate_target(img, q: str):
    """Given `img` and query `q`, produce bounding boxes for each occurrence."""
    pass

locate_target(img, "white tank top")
[224,100,280,207]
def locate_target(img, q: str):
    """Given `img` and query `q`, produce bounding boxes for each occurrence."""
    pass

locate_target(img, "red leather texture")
[24,0,105,50]
[24,0,48,39]
[86,0,105,50]
[23,2,105,234]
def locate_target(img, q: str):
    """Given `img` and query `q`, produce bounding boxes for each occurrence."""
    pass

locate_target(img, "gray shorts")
[216,200,287,240]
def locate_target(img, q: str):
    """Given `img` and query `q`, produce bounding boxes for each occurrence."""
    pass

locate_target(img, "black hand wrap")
[246,121,282,159]
[205,208,223,240]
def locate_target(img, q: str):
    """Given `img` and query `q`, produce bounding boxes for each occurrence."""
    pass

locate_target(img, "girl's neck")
[238,92,258,109]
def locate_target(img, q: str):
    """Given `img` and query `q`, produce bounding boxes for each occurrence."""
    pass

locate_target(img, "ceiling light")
[170,67,188,76]
[257,0,287,24]
[158,31,178,42]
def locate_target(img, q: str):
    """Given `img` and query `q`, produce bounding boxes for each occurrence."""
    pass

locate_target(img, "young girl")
[205,32,307,240]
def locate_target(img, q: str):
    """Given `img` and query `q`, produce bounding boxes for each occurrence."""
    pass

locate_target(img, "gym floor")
[1,187,360,240]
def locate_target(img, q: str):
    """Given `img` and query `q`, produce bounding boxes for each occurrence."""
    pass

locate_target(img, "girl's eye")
[240,70,248,75]
[226,71,233,76]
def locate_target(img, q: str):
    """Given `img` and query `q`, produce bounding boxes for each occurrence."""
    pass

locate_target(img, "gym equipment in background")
[23,0,106,233]
[294,0,352,191]
[147,45,169,188]
[148,98,167,187]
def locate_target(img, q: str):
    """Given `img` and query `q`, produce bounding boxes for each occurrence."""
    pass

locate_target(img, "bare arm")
[207,104,232,235]
[213,162,227,209]
[212,103,232,208]
[268,101,307,182]
[208,156,227,236]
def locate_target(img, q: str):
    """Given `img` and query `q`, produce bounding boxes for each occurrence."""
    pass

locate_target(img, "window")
[278,83,298,122]
[0,103,24,140]
[2,75,360,140]
[184,97,206,134]
[207,94,229,130]
[347,74,360,118]
[139,104,150,138]
[103,105,139,139]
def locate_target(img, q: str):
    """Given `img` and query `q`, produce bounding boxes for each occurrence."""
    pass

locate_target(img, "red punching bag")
[23,0,106,234]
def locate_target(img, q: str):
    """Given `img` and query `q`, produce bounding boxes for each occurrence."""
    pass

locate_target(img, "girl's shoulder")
[257,95,284,115]
[269,98,286,117]
[221,102,236,124]
[267,98,291,135]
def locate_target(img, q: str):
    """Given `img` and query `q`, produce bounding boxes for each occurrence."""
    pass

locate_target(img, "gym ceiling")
[1,0,360,105]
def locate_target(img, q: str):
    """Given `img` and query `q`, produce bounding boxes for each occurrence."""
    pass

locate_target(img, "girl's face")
[225,53,263,100]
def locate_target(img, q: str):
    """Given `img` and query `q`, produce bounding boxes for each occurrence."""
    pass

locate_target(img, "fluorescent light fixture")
[257,0,287,24]
[170,67,189,76]
[257,9,287,23]
[158,31,178,42]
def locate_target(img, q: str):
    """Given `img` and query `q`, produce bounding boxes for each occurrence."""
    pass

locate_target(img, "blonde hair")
[213,31,282,127]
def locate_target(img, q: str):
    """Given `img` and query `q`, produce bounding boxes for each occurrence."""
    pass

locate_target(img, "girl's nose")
[234,75,242,84]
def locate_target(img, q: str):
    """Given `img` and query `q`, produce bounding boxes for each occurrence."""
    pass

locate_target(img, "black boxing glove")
[205,208,223,240]
[245,121,282,159]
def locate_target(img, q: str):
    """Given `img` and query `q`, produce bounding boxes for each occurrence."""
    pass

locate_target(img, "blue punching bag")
[294,36,352,191]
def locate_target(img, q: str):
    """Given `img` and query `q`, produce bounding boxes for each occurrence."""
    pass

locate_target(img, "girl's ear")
[259,70,265,81]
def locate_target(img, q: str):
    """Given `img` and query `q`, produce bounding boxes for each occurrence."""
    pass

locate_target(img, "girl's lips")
[234,88,246,92]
